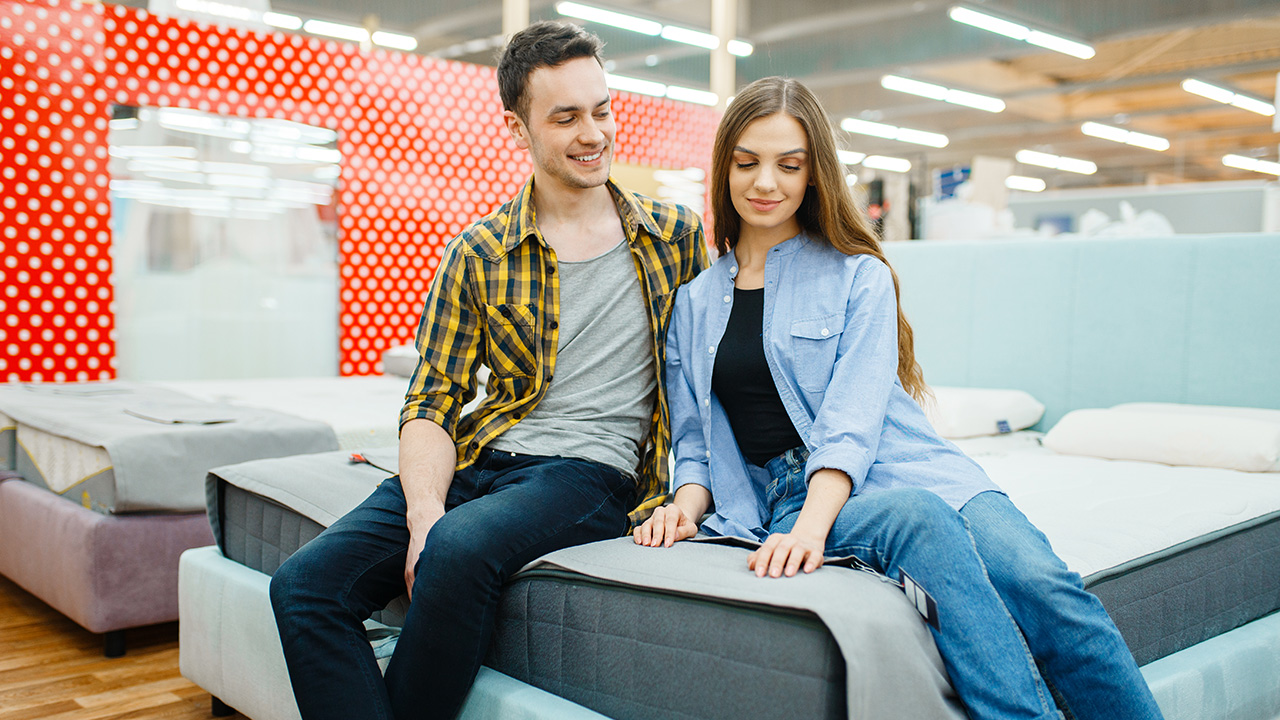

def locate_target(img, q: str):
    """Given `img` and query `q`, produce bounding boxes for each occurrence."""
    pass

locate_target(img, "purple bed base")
[0,476,214,655]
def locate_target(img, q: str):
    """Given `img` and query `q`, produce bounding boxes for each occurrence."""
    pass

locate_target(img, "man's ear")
[504,110,530,150]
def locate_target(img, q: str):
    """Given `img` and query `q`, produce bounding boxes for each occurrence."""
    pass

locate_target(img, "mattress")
[1,382,338,513]
[157,376,410,451]
[0,410,15,470]
[982,452,1280,665]
[211,440,1280,664]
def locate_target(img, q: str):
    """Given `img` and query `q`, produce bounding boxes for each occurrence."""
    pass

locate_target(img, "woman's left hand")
[747,532,826,578]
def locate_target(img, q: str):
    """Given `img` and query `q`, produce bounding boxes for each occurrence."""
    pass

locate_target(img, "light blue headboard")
[884,234,1280,429]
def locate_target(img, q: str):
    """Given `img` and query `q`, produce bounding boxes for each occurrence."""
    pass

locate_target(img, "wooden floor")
[0,574,244,719]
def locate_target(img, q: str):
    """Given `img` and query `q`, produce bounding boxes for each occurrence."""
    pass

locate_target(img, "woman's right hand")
[634,504,699,547]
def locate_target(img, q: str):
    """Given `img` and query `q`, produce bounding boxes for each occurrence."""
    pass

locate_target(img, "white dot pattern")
[1,0,719,379]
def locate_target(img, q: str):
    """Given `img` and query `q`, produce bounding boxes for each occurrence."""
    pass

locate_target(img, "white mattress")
[157,376,408,451]
[978,452,1280,578]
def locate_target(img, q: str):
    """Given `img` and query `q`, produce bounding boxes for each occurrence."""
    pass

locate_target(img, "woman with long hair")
[634,76,1163,720]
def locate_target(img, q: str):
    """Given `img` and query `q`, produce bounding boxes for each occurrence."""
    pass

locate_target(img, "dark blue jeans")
[269,449,633,720]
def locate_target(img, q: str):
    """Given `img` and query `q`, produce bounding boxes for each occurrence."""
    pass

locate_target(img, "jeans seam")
[962,523,1056,716]
[334,543,405,712]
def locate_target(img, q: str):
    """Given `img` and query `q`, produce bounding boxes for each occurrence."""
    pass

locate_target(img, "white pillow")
[922,387,1045,439]
[381,344,419,378]
[1043,408,1280,473]
[1111,402,1280,424]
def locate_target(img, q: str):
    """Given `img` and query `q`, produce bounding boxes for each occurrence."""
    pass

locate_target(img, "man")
[270,20,708,720]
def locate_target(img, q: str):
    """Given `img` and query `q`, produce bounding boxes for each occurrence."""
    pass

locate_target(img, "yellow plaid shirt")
[401,177,709,526]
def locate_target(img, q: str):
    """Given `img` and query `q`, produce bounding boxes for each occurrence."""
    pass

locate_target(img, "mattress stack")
[0,381,343,650]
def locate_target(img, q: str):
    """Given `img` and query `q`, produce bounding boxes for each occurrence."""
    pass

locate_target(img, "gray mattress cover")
[0,381,338,512]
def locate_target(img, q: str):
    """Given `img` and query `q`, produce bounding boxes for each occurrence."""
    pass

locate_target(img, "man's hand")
[747,531,826,578]
[404,501,446,599]
[633,504,699,547]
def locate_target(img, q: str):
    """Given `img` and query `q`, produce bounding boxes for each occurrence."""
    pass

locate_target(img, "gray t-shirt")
[487,239,656,477]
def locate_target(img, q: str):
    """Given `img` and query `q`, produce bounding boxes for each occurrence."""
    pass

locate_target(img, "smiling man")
[269,21,708,720]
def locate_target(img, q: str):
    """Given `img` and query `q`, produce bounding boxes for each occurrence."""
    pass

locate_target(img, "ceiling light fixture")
[606,74,667,98]
[372,31,418,52]
[1080,121,1170,151]
[1015,149,1097,175]
[841,117,948,148]
[1222,154,1280,176]
[881,75,1005,113]
[1005,175,1046,192]
[837,150,867,165]
[948,6,1094,60]
[1181,79,1276,117]
[262,12,302,30]
[665,85,718,106]
[861,155,912,173]
[555,2,753,56]
[303,19,369,43]
[556,1,662,35]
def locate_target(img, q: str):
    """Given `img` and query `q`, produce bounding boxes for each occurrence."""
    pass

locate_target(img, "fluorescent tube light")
[1081,121,1169,152]
[606,74,666,98]
[842,118,948,148]
[1005,175,1046,192]
[303,19,369,43]
[837,150,867,165]
[881,75,1004,113]
[1015,149,1097,175]
[175,0,256,22]
[1025,30,1094,60]
[1182,79,1275,116]
[948,6,1094,59]
[665,85,718,106]
[555,1,662,35]
[841,118,899,140]
[661,25,718,50]
[263,12,302,30]
[1222,154,1280,176]
[373,31,418,51]
[861,155,912,173]
[557,2,752,56]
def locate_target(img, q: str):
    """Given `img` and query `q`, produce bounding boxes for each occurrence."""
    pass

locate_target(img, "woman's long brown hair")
[710,76,927,401]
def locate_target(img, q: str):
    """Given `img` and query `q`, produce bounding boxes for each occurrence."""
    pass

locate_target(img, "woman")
[634,76,1163,720]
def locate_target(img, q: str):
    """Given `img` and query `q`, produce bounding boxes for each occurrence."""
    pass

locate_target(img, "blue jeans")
[764,447,1164,720]
[269,449,633,720]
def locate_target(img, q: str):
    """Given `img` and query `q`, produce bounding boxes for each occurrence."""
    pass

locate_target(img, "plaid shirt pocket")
[482,303,538,378]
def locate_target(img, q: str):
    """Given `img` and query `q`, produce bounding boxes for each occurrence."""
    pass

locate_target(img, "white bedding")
[158,376,408,451]
[979,453,1280,578]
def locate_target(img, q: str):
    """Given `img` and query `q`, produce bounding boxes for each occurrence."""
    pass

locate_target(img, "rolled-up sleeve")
[399,240,482,436]
[666,287,711,494]
[804,259,898,493]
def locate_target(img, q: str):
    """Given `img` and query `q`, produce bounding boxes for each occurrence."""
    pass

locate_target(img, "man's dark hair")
[497,21,605,122]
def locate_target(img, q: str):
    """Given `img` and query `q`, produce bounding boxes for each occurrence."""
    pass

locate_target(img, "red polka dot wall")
[0,0,720,381]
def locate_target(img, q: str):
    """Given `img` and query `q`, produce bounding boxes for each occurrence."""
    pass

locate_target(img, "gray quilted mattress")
[207,456,1280,714]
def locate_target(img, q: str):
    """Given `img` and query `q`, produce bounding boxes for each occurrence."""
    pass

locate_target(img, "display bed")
[0,381,340,655]
[196,443,1280,720]
[156,375,409,452]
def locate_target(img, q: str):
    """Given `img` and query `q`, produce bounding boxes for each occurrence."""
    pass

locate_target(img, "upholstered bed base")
[0,477,214,655]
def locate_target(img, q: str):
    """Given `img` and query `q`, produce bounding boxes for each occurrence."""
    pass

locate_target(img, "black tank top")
[711,287,804,466]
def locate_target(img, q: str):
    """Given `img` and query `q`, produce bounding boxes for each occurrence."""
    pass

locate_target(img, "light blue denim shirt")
[667,232,1000,541]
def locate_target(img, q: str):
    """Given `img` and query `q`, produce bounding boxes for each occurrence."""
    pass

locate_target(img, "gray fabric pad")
[213,475,1280,710]
[489,573,846,720]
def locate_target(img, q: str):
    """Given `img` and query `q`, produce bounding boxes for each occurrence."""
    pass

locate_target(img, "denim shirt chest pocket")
[788,313,844,392]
